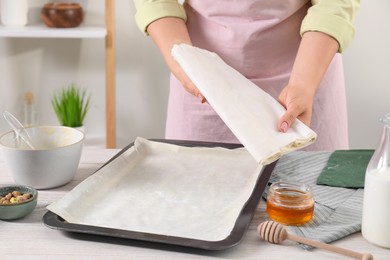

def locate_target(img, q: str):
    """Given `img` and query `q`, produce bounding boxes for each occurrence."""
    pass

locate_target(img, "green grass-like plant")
[51,83,91,127]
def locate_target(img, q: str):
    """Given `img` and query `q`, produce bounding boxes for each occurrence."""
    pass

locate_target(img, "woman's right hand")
[170,57,205,102]
[147,17,206,102]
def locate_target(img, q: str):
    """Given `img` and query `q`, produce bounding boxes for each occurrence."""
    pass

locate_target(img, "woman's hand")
[147,17,206,102]
[278,84,315,132]
[278,31,339,132]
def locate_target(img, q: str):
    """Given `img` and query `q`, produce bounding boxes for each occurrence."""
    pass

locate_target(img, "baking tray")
[43,139,276,250]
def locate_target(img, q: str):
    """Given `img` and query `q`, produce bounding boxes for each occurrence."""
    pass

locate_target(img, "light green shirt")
[133,0,360,52]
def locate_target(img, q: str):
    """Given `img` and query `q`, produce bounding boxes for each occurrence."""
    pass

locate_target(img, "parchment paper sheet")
[47,138,264,242]
[172,44,317,165]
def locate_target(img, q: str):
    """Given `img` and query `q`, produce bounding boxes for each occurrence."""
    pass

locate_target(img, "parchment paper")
[171,44,317,165]
[47,138,263,242]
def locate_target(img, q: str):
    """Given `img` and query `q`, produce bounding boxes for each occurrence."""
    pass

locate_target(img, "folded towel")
[263,151,364,250]
[171,44,317,165]
[316,150,374,188]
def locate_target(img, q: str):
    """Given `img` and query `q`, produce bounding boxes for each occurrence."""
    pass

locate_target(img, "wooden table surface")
[1,147,389,259]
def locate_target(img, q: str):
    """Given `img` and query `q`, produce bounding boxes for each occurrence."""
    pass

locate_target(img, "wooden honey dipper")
[257,221,373,260]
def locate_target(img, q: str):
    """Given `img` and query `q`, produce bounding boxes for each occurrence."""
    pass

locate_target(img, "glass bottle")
[361,113,390,248]
[23,92,37,127]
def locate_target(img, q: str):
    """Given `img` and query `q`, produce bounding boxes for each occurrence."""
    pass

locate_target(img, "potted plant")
[51,83,91,128]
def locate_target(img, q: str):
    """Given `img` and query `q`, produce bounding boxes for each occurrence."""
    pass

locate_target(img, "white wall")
[0,0,388,149]
[343,0,390,149]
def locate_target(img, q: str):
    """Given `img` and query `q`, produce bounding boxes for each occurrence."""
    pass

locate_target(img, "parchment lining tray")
[43,139,275,250]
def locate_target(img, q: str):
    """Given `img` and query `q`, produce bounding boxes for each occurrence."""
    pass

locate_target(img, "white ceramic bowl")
[0,126,84,189]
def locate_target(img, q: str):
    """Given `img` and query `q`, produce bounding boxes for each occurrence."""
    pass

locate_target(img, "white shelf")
[0,23,107,38]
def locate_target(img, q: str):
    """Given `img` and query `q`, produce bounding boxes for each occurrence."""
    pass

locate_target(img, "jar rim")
[269,181,313,197]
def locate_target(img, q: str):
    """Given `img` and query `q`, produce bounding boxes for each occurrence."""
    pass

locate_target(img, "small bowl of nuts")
[0,185,38,220]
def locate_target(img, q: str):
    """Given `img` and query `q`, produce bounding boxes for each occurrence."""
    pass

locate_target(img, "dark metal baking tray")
[43,139,275,250]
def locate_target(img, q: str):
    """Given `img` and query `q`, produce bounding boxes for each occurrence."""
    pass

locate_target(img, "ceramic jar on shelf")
[0,0,28,27]
[41,2,83,28]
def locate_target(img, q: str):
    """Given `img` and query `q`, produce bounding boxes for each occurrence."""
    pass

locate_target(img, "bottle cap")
[24,92,34,104]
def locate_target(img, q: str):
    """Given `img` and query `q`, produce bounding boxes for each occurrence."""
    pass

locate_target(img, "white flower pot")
[0,0,28,27]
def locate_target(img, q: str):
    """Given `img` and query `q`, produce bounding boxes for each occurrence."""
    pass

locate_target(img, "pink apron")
[165,0,349,151]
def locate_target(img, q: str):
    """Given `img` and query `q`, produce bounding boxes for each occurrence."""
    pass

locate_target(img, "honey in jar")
[266,181,314,225]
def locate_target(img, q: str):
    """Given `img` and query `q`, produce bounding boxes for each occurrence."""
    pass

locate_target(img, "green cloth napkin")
[316,150,374,188]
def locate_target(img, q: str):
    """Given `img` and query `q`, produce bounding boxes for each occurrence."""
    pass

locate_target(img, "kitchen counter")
[0,146,388,259]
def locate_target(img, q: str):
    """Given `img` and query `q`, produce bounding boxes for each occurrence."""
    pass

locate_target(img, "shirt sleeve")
[301,0,360,52]
[133,0,187,35]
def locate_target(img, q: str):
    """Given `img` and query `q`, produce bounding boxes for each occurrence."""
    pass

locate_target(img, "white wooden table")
[1,147,389,259]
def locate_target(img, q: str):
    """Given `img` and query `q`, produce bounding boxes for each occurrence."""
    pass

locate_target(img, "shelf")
[0,0,116,148]
[0,23,107,38]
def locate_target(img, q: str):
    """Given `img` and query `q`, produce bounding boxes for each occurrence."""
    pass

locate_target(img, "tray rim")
[43,139,276,250]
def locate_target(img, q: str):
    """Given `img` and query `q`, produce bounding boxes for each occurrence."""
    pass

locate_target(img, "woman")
[133,0,360,151]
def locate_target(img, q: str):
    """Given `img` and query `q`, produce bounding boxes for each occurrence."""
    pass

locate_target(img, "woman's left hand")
[277,31,340,132]
[277,83,314,132]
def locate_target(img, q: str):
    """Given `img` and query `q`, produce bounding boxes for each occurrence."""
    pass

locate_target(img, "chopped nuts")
[0,191,33,204]
[12,191,21,197]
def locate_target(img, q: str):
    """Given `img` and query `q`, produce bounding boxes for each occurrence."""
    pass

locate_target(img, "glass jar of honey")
[266,181,314,225]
